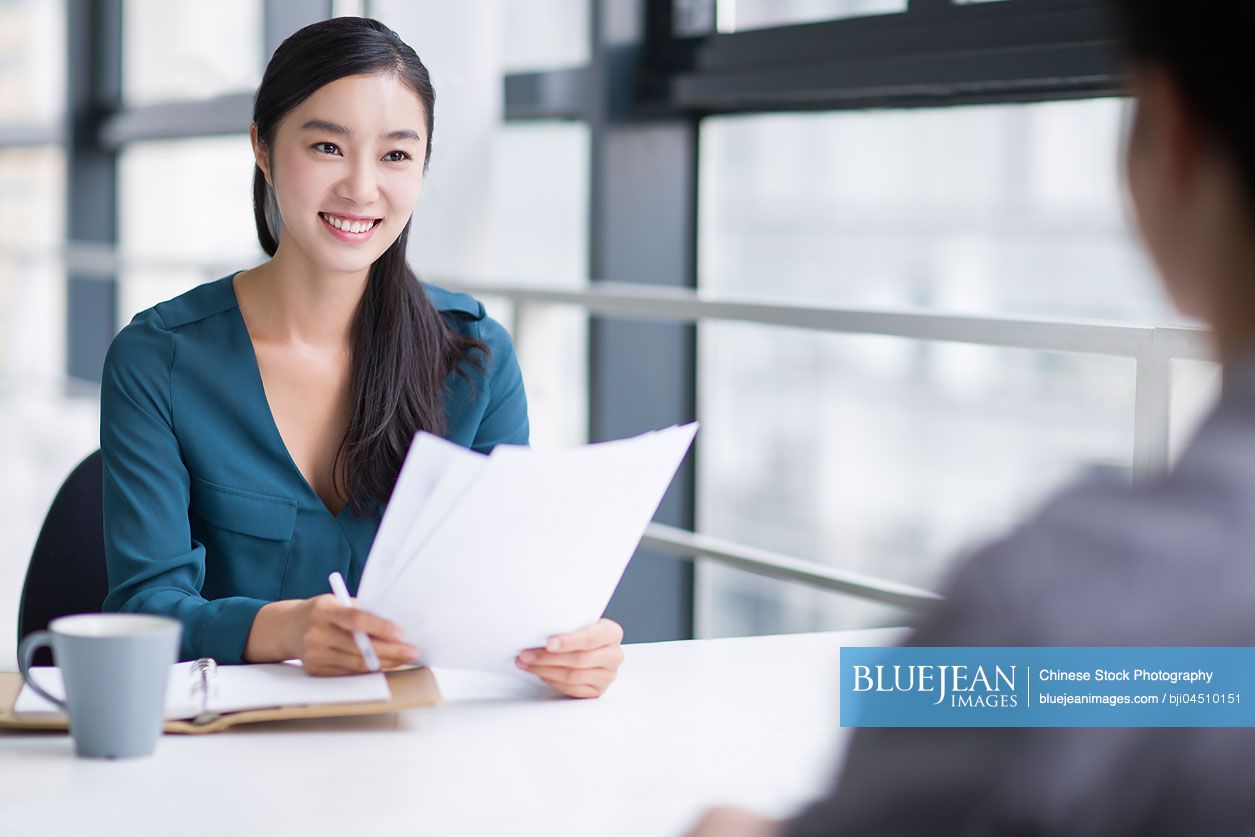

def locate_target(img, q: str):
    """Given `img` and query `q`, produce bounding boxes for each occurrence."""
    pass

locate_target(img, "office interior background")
[0,0,1222,670]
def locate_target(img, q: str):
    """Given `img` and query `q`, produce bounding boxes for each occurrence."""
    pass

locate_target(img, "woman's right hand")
[292,595,420,675]
[246,595,419,675]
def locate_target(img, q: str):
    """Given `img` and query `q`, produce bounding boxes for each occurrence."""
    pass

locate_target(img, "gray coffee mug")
[18,613,182,759]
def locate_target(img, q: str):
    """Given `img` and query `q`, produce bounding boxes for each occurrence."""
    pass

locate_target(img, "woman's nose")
[337,159,380,206]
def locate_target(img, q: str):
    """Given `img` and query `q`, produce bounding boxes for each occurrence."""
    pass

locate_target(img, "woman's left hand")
[515,618,625,698]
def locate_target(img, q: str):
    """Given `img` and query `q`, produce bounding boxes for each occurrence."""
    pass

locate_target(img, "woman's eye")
[382,150,411,163]
[313,142,341,155]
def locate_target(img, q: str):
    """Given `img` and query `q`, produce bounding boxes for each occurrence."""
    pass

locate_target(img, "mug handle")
[17,630,67,710]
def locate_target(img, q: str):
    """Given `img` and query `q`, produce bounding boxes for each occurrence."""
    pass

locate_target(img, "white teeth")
[322,213,376,234]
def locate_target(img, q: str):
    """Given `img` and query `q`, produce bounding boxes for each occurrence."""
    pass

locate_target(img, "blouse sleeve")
[100,310,267,662]
[469,316,530,452]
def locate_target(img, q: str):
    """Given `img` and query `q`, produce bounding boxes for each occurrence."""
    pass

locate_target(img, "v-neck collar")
[224,272,353,522]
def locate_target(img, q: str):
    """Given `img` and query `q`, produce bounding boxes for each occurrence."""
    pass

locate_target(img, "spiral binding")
[188,657,219,725]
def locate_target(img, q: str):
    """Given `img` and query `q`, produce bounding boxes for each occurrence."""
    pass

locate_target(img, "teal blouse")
[100,274,529,663]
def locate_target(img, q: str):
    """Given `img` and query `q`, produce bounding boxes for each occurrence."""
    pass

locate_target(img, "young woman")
[100,17,623,698]
[690,0,1255,834]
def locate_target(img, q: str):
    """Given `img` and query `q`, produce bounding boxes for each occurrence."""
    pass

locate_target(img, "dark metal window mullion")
[65,0,121,383]
[588,0,699,643]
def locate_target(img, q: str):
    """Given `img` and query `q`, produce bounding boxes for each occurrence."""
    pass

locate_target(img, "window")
[0,1,78,670]
[701,99,1179,323]
[0,0,65,122]
[503,0,589,72]
[118,137,260,322]
[374,0,591,448]
[716,0,906,33]
[122,0,262,105]
[696,98,1218,637]
[472,122,590,449]
[0,147,67,387]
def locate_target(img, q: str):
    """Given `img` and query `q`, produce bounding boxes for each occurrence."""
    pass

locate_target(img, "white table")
[0,628,905,837]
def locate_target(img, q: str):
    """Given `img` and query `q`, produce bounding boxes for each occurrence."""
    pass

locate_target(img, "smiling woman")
[98,17,625,698]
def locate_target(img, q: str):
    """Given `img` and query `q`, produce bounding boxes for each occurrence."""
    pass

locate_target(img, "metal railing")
[433,278,1211,613]
[432,278,1212,481]
[3,246,1214,612]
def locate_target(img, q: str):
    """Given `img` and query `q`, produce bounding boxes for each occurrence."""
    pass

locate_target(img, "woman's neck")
[237,240,369,348]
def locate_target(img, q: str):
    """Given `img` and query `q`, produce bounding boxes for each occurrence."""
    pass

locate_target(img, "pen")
[327,571,381,673]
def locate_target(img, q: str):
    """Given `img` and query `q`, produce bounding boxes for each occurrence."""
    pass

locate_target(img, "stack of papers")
[357,423,698,673]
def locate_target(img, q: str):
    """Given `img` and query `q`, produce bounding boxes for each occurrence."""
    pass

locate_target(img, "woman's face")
[253,72,429,276]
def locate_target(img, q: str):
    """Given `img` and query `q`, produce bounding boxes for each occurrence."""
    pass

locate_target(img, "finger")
[304,623,378,658]
[519,662,584,686]
[318,628,418,668]
[517,645,623,670]
[520,662,614,688]
[305,646,374,676]
[556,682,605,699]
[326,607,405,641]
[326,634,419,667]
[303,622,363,659]
[371,638,420,665]
[544,618,621,653]
[545,618,623,653]
[538,676,606,699]
[524,664,615,698]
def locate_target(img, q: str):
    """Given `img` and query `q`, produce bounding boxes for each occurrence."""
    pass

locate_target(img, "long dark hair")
[252,17,485,517]
[1117,1,1255,211]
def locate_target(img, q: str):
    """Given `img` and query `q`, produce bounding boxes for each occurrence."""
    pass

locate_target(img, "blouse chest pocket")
[189,475,298,602]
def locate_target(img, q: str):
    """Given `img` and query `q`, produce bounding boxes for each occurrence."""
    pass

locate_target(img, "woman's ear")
[250,123,273,186]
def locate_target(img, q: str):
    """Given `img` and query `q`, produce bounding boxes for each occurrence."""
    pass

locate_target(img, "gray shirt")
[788,359,1255,836]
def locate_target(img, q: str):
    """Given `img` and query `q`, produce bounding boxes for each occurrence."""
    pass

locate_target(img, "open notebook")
[2,660,439,734]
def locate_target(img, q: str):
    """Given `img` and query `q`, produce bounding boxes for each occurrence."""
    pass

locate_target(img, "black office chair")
[17,450,109,666]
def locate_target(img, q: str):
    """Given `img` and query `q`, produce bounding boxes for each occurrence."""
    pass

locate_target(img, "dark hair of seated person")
[1118,1,1255,215]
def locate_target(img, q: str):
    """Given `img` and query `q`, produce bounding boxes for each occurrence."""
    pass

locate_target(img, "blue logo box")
[840,647,1255,727]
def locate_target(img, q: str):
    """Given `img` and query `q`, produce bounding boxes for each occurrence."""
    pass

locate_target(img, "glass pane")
[412,121,591,450]
[358,1,592,448]
[503,0,589,72]
[122,0,263,105]
[717,0,905,33]
[0,147,67,387]
[700,99,1182,325]
[0,146,88,673]
[698,323,1138,636]
[0,0,66,122]
[697,97,1210,637]
[478,123,589,449]
[118,136,261,322]
[332,0,369,17]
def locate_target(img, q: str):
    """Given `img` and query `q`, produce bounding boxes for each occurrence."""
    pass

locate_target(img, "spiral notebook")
[0,660,440,734]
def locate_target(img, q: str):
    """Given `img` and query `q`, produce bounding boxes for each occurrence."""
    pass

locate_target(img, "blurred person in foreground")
[689,2,1255,835]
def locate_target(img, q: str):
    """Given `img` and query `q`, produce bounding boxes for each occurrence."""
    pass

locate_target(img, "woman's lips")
[319,211,382,243]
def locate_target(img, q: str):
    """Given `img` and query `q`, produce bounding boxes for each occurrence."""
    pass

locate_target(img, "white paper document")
[357,423,698,673]
[14,662,390,720]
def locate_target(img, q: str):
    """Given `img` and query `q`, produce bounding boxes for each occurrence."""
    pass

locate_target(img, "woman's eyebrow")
[300,118,421,142]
